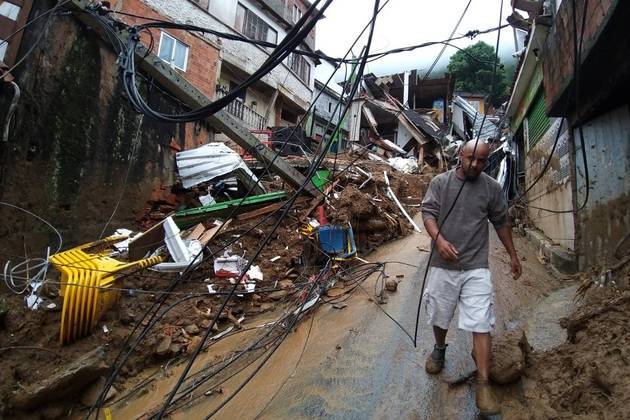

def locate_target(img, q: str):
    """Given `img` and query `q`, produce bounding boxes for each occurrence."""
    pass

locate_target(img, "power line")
[421,0,473,82]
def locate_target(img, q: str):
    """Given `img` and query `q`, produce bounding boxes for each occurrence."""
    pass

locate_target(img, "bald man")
[421,140,522,416]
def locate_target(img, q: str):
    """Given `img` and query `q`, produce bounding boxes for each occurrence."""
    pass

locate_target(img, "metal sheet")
[176,142,261,189]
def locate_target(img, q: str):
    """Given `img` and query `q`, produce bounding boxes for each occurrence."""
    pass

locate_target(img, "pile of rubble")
[0,132,434,417]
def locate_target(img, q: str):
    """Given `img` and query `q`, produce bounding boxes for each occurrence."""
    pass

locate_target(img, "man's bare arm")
[495,224,522,279]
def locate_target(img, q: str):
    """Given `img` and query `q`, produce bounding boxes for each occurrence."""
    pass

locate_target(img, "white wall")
[145,0,314,110]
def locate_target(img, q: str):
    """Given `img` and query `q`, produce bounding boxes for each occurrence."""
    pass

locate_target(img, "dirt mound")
[490,329,531,384]
[507,261,630,419]
[328,163,431,253]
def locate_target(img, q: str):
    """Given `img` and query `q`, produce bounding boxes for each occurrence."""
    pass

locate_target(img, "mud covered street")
[105,216,561,419]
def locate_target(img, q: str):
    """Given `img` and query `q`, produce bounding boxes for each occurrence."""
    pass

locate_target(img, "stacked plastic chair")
[49,236,163,345]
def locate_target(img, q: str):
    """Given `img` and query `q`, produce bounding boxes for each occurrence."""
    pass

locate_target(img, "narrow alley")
[0,0,629,419]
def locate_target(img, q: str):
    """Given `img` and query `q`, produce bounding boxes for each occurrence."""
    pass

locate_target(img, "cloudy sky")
[314,0,521,88]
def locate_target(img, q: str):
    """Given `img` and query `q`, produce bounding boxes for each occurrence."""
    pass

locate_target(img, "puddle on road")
[524,284,578,352]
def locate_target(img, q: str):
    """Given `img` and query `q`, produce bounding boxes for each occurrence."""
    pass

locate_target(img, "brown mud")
[503,261,630,419]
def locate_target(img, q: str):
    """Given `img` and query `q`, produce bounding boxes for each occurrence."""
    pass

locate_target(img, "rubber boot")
[476,378,501,416]
[425,344,447,375]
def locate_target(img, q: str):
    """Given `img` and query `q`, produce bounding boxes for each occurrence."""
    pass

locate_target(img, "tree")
[447,41,508,107]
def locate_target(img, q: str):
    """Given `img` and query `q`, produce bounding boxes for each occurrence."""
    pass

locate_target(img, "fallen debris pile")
[0,138,432,417]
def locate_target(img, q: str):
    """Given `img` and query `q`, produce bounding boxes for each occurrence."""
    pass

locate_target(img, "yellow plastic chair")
[49,236,163,345]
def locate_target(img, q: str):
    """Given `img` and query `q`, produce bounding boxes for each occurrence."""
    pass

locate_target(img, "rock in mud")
[155,335,172,357]
[187,335,203,354]
[170,343,183,355]
[269,290,289,300]
[490,329,531,384]
[11,346,108,410]
[119,309,136,325]
[185,324,200,335]
[278,279,294,289]
[385,278,398,292]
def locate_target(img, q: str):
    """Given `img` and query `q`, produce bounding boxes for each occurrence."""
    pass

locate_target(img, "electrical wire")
[421,0,473,82]
[118,0,332,123]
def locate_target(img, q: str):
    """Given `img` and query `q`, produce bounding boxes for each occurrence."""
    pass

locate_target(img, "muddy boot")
[425,344,447,375]
[476,379,500,416]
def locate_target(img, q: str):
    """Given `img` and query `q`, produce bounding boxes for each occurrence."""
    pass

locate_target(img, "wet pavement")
[255,230,478,420]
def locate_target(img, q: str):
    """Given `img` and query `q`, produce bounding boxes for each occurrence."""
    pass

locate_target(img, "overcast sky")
[314,0,521,89]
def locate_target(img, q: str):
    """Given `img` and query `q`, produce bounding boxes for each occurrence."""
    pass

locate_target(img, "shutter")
[526,89,551,150]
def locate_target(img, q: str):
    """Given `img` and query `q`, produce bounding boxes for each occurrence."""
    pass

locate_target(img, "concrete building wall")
[0,6,213,258]
[525,118,575,250]
[141,0,315,110]
[312,86,344,128]
[575,104,630,268]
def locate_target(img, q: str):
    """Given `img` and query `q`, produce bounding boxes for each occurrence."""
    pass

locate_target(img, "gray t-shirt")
[421,169,507,270]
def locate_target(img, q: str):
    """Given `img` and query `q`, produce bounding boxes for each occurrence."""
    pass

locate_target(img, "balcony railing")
[215,86,268,130]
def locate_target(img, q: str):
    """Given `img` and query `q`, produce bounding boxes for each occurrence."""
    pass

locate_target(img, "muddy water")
[523,284,578,352]
[111,216,566,419]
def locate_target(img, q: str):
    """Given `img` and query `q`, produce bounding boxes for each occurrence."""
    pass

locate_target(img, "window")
[158,32,189,71]
[328,102,332,113]
[235,4,278,44]
[292,3,302,23]
[0,39,7,62]
[0,2,20,21]
[287,53,310,83]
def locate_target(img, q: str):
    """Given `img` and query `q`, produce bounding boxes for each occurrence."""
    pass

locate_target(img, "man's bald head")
[458,140,490,180]
[462,140,490,156]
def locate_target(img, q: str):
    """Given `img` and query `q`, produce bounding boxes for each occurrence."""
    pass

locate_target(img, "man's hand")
[436,237,459,261]
[510,255,522,280]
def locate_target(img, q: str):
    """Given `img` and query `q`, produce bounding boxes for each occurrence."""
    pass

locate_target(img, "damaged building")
[506,0,630,272]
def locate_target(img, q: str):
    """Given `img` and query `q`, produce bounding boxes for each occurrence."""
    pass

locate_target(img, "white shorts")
[423,267,495,333]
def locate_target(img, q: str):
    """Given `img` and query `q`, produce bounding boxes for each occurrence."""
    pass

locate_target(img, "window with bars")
[235,3,278,44]
[526,89,551,150]
[287,52,310,84]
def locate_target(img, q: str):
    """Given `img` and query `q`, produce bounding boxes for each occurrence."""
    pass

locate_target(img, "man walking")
[421,140,522,416]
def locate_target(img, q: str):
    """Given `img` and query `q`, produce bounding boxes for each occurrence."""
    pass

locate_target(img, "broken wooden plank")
[235,202,286,221]
[128,219,167,261]
[199,220,232,246]
[184,223,206,241]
